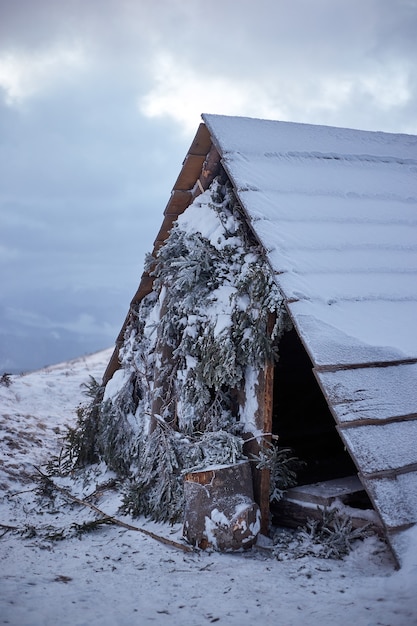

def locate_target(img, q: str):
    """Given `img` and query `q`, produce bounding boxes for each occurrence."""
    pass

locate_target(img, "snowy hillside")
[1,349,417,626]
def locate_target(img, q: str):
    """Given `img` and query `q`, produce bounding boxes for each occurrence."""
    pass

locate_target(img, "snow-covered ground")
[1,349,416,626]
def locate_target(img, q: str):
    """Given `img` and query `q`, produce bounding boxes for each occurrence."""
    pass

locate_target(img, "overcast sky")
[1,0,417,373]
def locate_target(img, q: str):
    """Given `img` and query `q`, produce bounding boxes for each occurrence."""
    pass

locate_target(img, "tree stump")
[183,461,260,551]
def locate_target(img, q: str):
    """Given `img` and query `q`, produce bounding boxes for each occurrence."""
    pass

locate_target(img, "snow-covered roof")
[202,114,417,564]
[203,114,417,364]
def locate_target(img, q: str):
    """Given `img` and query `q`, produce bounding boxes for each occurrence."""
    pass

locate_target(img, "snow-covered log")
[183,461,260,550]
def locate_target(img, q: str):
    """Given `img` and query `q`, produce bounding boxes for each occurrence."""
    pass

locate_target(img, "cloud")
[1,0,416,133]
[139,53,282,135]
[0,44,88,106]
[140,50,416,136]
[0,0,416,372]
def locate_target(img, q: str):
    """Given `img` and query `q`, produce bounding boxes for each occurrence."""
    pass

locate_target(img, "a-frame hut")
[102,114,417,566]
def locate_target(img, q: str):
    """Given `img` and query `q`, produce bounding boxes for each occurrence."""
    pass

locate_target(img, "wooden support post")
[243,359,274,536]
[243,313,275,536]
[259,358,274,533]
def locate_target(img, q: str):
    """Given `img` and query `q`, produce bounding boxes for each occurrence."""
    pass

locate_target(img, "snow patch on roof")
[203,113,417,365]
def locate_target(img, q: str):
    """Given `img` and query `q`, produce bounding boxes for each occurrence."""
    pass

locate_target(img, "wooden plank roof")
[202,114,417,566]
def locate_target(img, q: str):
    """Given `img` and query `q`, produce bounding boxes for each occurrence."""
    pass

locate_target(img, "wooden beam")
[130,274,154,304]
[339,412,417,430]
[153,215,178,249]
[387,522,416,533]
[187,122,212,156]
[103,346,122,385]
[200,144,221,190]
[359,462,417,481]
[315,357,417,373]
[173,154,206,191]
[258,359,274,535]
[102,274,154,384]
[164,190,192,216]
[244,313,276,536]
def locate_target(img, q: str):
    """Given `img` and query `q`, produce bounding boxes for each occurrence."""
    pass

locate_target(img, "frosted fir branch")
[34,468,194,552]
[273,507,374,561]
[249,440,302,503]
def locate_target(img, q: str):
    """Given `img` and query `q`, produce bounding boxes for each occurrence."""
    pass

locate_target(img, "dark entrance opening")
[270,327,375,527]
[272,327,357,485]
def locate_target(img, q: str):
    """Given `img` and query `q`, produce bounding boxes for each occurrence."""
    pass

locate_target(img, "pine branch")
[34,467,195,553]
[0,522,20,537]
[0,523,20,530]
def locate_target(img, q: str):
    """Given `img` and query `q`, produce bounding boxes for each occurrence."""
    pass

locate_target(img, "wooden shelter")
[104,114,417,566]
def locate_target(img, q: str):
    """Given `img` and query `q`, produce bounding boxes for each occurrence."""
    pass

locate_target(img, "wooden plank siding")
[173,154,207,191]
[186,122,212,156]
[164,189,192,216]
[337,420,417,476]
[315,363,417,424]
[361,471,417,531]
[103,123,220,385]
[313,362,417,565]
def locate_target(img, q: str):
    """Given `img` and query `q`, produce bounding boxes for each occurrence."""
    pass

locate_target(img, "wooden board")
[130,274,154,305]
[316,363,417,424]
[187,122,212,156]
[153,214,179,248]
[282,475,364,507]
[339,419,417,475]
[164,190,192,216]
[315,363,417,566]
[173,154,207,191]
[272,476,382,532]
[362,470,417,530]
